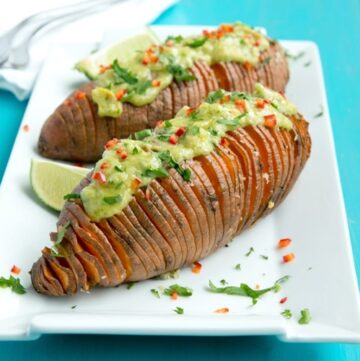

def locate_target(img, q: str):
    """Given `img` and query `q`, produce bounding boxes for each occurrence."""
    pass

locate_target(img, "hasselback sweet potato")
[31,110,311,296]
[38,41,289,163]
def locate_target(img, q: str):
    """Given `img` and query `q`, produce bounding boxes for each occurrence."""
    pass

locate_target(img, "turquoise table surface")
[1,0,359,359]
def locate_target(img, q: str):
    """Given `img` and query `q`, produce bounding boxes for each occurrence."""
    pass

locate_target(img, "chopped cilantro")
[206,89,225,104]
[133,79,151,94]
[208,275,290,305]
[158,151,191,181]
[132,146,140,155]
[103,195,121,205]
[112,59,138,85]
[126,282,136,289]
[281,309,292,319]
[165,35,184,44]
[164,120,172,128]
[186,37,208,48]
[173,306,184,315]
[167,63,196,82]
[260,255,269,260]
[151,289,160,298]
[63,193,81,200]
[142,167,169,178]
[0,275,26,294]
[298,308,311,325]
[163,284,193,297]
[245,247,255,257]
[189,126,200,135]
[314,106,324,118]
[220,279,228,286]
[134,129,152,140]
[71,305,77,309]
[51,221,70,257]
[234,264,241,271]
[114,165,123,172]
[286,51,305,61]
[304,61,312,67]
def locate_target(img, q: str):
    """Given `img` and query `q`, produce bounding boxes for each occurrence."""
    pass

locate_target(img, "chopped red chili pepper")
[192,261,202,273]
[280,297,288,304]
[149,53,159,63]
[116,149,128,160]
[186,107,194,116]
[115,89,126,101]
[99,64,111,74]
[151,79,161,87]
[171,291,178,300]
[220,137,229,146]
[220,94,231,103]
[169,134,178,145]
[264,114,277,128]
[219,24,234,33]
[131,177,142,190]
[175,127,186,137]
[278,238,292,249]
[63,99,72,107]
[235,99,246,112]
[22,124,30,132]
[202,29,210,37]
[104,138,119,150]
[75,91,86,100]
[243,62,253,71]
[214,307,229,314]
[142,54,150,65]
[92,171,106,184]
[10,265,21,275]
[283,253,295,263]
[100,162,110,171]
[254,39,261,47]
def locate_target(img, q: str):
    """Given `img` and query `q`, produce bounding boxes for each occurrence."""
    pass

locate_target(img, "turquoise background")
[1,0,359,359]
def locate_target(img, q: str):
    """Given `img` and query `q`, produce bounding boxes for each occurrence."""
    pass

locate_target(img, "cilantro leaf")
[126,281,136,289]
[163,284,193,297]
[281,309,292,319]
[134,129,152,140]
[298,308,311,325]
[173,306,184,315]
[63,193,81,200]
[103,195,122,205]
[142,167,169,178]
[165,35,184,44]
[167,64,196,82]
[234,264,241,271]
[186,37,208,48]
[0,275,26,294]
[151,289,160,298]
[112,60,138,84]
[51,221,70,257]
[206,89,226,104]
[245,247,255,257]
[208,276,290,305]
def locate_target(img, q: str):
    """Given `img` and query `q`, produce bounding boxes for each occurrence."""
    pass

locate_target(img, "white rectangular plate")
[0,25,359,342]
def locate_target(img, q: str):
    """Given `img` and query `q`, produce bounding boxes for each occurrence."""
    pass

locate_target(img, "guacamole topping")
[80,84,297,221]
[92,22,272,117]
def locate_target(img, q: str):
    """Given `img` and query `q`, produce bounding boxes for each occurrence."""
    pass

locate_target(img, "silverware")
[0,0,123,68]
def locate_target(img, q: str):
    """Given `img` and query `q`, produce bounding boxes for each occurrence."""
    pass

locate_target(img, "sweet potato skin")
[31,113,311,296]
[38,42,289,162]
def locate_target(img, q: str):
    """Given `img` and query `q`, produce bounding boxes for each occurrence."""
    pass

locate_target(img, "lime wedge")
[30,159,89,211]
[75,27,160,80]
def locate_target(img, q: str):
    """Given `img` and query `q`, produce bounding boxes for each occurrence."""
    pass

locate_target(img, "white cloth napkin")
[0,0,176,100]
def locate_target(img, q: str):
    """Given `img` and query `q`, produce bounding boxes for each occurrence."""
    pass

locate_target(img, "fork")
[0,0,123,68]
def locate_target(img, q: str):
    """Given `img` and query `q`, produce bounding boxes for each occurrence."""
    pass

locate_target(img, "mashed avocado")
[91,22,272,117]
[81,85,296,221]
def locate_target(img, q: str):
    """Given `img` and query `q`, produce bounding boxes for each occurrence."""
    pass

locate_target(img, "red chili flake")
[280,297,288,304]
[235,99,246,112]
[221,95,231,103]
[149,53,159,63]
[216,29,225,39]
[220,24,234,33]
[243,62,253,71]
[175,127,186,137]
[169,134,178,145]
[171,291,178,300]
[131,177,142,190]
[100,162,110,171]
[145,187,151,201]
[142,54,150,65]
[116,89,126,101]
[104,138,119,150]
[92,171,106,184]
[264,114,277,128]
[283,253,295,263]
[202,29,210,37]
[192,261,202,274]
[10,265,21,275]
[186,107,194,116]
[278,238,292,249]
[220,137,229,146]
[75,91,86,100]
[155,120,164,128]
[116,149,128,160]
[151,79,161,87]
[254,39,261,47]
[214,307,229,314]
[22,124,30,132]
[99,64,111,74]
[63,99,72,107]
